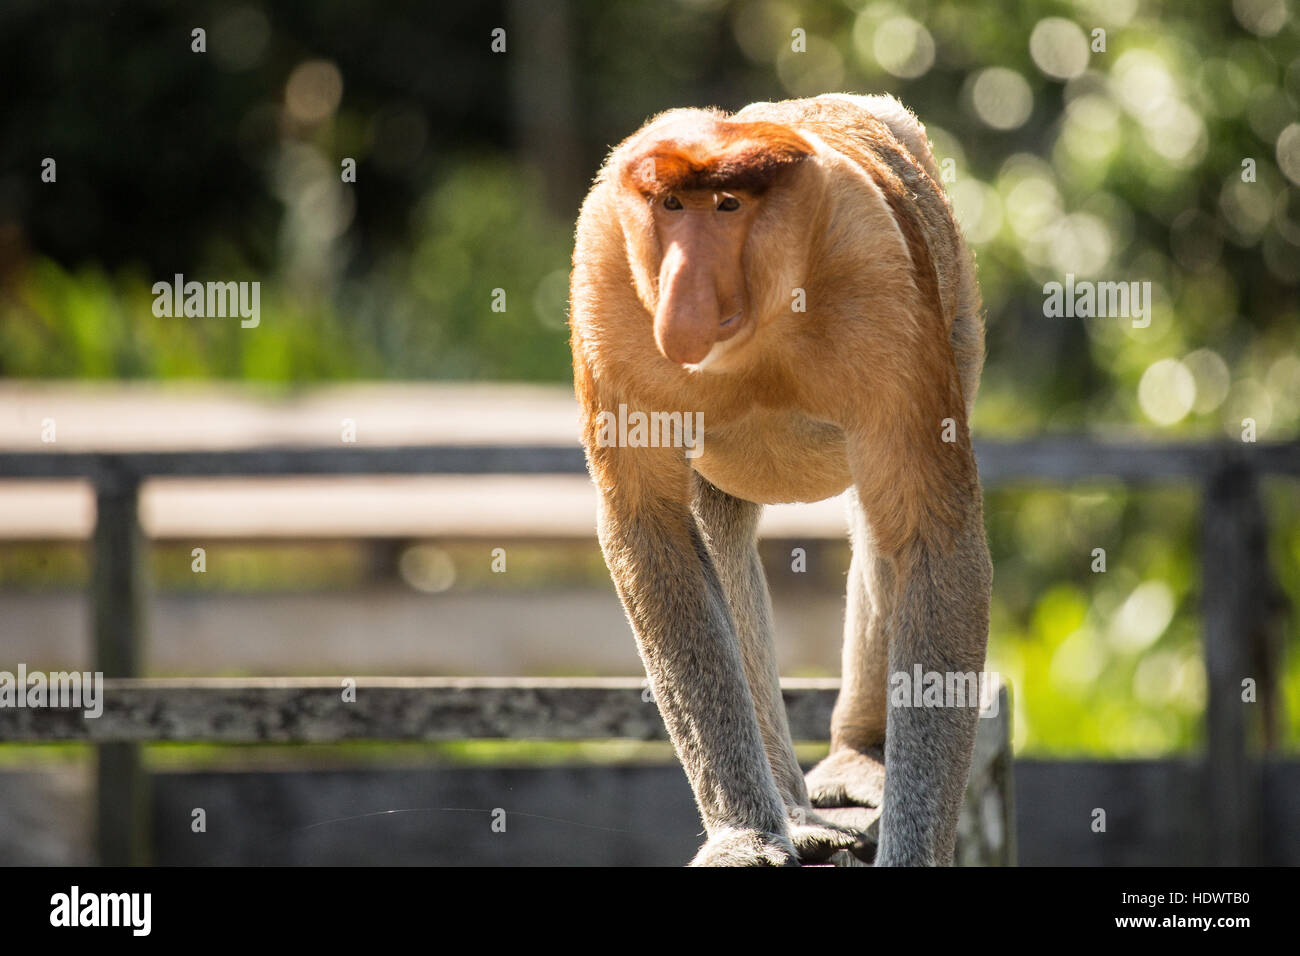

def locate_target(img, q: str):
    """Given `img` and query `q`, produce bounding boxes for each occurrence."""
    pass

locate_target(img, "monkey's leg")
[596,486,796,866]
[691,474,867,863]
[805,489,891,813]
[875,503,991,866]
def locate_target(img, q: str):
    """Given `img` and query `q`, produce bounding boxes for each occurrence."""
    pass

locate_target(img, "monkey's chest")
[690,411,852,505]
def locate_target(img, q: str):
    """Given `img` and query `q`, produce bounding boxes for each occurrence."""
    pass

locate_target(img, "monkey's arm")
[582,397,795,866]
[847,423,992,866]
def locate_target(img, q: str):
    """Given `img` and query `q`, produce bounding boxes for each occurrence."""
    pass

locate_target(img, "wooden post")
[1201,463,1263,865]
[92,460,150,866]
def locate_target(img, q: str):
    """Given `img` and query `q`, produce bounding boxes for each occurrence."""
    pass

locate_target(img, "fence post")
[1201,461,1265,865]
[92,459,150,866]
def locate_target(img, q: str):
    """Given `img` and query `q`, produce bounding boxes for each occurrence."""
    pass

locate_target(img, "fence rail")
[2,437,1299,482]
[1,437,1296,866]
[0,677,839,743]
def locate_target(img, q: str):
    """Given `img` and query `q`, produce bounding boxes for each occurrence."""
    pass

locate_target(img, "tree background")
[1,0,1297,754]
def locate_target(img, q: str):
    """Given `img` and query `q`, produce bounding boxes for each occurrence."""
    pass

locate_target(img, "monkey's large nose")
[655,314,717,365]
[655,247,748,366]
[654,250,724,365]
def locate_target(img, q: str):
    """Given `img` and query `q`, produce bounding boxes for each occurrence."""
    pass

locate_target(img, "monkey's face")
[614,113,815,372]
[647,189,759,368]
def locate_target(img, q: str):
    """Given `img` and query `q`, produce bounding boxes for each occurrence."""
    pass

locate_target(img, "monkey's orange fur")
[624,117,816,198]
[569,94,990,866]
[571,95,983,558]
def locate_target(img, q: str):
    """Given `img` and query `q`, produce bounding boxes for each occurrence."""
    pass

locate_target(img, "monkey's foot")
[788,809,875,864]
[805,746,886,809]
[688,828,800,867]
[807,807,880,863]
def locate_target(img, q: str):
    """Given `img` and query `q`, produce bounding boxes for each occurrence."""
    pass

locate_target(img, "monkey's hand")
[788,808,876,864]
[804,746,886,809]
[688,828,800,867]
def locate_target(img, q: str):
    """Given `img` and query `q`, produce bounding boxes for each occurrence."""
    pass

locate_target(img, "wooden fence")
[0,438,1296,865]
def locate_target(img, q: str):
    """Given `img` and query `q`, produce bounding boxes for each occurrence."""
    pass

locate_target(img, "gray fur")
[596,492,795,865]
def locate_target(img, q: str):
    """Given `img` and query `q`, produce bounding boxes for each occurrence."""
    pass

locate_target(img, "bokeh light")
[1183,348,1231,414]
[1138,358,1196,426]
[1029,17,1090,81]
[1232,0,1290,37]
[1278,123,1300,186]
[284,60,344,126]
[212,6,271,73]
[872,17,935,79]
[969,67,1034,130]
[1109,581,1176,652]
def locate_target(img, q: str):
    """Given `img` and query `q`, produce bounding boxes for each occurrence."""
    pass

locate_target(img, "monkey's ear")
[623,120,815,199]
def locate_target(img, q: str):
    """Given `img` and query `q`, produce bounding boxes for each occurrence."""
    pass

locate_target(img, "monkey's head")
[615,113,816,370]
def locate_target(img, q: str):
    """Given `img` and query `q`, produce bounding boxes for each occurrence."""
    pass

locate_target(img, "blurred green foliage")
[985,484,1206,754]
[0,0,1297,755]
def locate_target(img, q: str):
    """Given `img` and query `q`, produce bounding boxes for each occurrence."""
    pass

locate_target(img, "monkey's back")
[735,94,986,412]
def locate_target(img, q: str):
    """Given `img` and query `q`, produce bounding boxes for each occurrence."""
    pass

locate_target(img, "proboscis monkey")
[569,94,991,866]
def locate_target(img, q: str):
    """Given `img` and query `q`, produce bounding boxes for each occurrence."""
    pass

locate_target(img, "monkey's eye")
[663,195,683,211]
[717,196,740,212]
